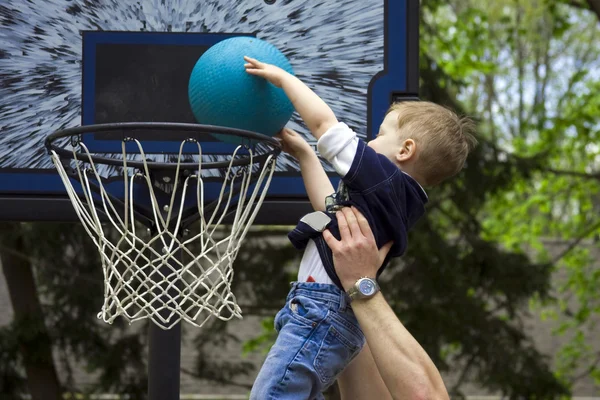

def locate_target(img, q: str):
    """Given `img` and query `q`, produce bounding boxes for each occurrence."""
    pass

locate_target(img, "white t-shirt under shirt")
[296,123,359,284]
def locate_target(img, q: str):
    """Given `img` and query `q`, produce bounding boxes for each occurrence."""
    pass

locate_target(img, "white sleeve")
[316,122,359,177]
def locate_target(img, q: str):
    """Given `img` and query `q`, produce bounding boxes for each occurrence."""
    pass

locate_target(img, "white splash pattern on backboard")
[0,0,384,171]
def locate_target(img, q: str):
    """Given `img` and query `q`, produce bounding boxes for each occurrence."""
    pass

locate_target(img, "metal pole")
[148,320,181,399]
[148,233,182,400]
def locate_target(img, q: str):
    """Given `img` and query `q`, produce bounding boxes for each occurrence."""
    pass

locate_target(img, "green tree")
[0,223,148,399]
[0,223,60,400]
[422,0,600,391]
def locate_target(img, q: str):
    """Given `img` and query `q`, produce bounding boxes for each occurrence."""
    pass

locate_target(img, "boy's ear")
[396,139,416,163]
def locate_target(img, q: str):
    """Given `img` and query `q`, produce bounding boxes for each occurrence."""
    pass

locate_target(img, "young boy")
[244,56,477,399]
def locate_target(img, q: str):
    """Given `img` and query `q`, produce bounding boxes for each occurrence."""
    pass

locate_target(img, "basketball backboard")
[0,0,419,225]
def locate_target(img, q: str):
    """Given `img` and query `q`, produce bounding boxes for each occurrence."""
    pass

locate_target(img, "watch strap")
[346,285,360,301]
[346,277,379,302]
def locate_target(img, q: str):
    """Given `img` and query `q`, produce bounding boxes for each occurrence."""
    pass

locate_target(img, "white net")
[50,138,277,330]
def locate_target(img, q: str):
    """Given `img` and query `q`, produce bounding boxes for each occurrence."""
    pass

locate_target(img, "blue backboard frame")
[0,0,419,224]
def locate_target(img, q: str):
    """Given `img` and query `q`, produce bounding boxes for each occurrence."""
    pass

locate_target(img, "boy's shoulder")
[357,142,428,225]
[398,170,428,203]
[344,139,397,187]
[394,171,428,231]
[350,140,428,200]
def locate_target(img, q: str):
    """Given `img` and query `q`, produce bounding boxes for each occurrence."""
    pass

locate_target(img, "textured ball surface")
[188,37,295,143]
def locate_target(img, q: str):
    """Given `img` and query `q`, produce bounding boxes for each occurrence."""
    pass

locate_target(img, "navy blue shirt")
[288,140,428,290]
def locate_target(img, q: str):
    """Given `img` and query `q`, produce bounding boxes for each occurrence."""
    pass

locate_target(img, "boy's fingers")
[276,132,291,144]
[244,56,263,67]
[245,69,265,76]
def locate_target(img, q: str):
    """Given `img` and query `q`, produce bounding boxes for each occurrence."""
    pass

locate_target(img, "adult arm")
[350,293,448,400]
[337,342,393,400]
[324,207,450,400]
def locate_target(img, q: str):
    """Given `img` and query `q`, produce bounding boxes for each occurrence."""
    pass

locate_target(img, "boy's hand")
[275,128,313,159]
[244,56,289,88]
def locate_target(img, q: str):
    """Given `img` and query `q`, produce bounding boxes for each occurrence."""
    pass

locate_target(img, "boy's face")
[367,110,404,162]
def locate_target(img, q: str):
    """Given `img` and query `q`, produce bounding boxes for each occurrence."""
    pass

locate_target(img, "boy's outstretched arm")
[245,57,338,140]
[277,128,334,211]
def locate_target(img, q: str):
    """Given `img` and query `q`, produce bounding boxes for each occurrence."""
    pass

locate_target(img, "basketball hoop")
[46,122,281,330]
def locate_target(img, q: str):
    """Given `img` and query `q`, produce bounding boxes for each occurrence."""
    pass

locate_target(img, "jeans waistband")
[288,281,352,312]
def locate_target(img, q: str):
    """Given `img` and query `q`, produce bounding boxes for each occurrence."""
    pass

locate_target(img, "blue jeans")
[250,282,365,400]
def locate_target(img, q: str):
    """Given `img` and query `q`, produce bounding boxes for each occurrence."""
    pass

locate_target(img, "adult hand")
[326,209,450,400]
[322,206,393,291]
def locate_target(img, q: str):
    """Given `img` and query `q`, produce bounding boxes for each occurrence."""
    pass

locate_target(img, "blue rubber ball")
[188,37,295,143]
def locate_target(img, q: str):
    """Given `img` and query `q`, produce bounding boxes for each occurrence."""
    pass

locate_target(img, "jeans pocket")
[313,325,362,386]
[288,295,328,327]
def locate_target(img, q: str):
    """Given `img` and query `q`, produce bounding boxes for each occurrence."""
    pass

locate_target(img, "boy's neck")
[398,164,426,187]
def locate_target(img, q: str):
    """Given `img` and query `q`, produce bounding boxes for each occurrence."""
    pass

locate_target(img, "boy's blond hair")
[387,101,477,186]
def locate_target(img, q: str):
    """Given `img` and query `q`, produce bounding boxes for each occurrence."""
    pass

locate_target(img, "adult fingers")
[323,229,340,251]
[341,207,360,238]
[351,206,374,242]
[378,241,394,266]
[336,211,351,241]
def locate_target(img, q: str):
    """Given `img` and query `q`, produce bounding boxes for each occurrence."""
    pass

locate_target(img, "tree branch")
[545,168,600,181]
[0,244,34,264]
[555,24,599,115]
[538,30,551,128]
[565,0,600,20]
[566,0,589,10]
[585,0,600,21]
[551,219,600,264]
[527,9,553,128]
[516,0,526,138]
[484,73,498,160]
[451,353,478,395]
[572,350,600,382]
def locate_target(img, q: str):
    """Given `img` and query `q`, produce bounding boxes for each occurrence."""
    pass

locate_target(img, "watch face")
[358,279,376,296]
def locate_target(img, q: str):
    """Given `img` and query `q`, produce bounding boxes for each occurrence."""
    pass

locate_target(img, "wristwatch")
[346,277,380,302]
